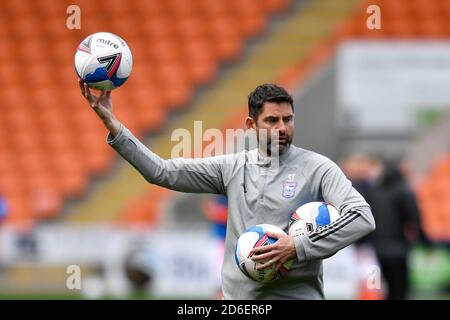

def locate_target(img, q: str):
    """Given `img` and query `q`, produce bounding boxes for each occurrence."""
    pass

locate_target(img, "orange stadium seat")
[80,17,109,36]
[139,18,176,42]
[167,0,200,18]
[262,0,290,14]
[230,0,264,18]
[34,1,63,20]
[29,88,59,110]
[186,61,217,86]
[11,16,43,41]
[102,0,133,19]
[57,66,80,89]
[6,197,34,226]
[42,17,69,41]
[377,0,413,18]
[31,188,63,220]
[115,109,145,136]
[0,41,15,65]
[206,16,240,41]
[0,66,22,87]
[26,64,55,89]
[417,153,450,242]
[419,19,448,38]
[433,156,450,176]
[239,15,267,38]
[442,1,450,19]
[132,89,167,126]
[145,40,181,66]
[16,152,53,185]
[24,168,55,192]
[387,18,419,38]
[108,20,140,39]
[175,17,207,42]
[204,17,243,61]
[12,131,42,157]
[3,0,35,19]
[199,0,231,17]
[182,41,217,85]
[212,38,243,62]
[0,170,26,197]
[156,63,188,87]
[84,152,113,176]
[132,0,166,19]
[410,0,441,19]
[118,187,171,227]
[163,87,192,111]
[50,39,78,66]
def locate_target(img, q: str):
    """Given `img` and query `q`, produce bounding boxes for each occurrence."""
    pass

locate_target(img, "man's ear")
[245,116,256,130]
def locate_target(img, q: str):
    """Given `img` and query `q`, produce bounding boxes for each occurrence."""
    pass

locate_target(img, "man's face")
[246,102,294,155]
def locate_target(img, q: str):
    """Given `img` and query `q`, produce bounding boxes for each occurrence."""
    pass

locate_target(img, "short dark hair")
[248,84,294,120]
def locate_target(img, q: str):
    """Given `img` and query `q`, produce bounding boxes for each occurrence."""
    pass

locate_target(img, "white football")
[289,202,340,237]
[235,224,293,283]
[74,32,133,90]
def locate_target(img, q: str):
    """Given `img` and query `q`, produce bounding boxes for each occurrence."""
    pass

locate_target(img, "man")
[367,159,428,300]
[79,81,375,299]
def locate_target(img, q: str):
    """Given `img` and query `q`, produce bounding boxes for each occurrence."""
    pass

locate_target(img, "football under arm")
[293,159,376,263]
[107,124,226,194]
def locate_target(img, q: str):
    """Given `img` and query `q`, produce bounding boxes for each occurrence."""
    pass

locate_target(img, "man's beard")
[262,134,292,156]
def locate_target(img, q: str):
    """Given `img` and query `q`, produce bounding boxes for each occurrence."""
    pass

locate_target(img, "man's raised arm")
[78,80,229,195]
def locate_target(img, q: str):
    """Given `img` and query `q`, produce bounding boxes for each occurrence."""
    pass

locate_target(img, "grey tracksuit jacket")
[107,124,376,300]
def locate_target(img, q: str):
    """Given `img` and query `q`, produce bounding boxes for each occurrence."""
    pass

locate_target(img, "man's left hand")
[250,232,297,275]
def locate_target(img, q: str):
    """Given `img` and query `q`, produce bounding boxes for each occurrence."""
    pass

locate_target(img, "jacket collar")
[255,144,294,167]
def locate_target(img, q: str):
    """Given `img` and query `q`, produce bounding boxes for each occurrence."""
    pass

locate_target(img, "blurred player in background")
[342,154,433,300]
[0,194,8,275]
[368,158,431,300]
[340,154,383,300]
[79,80,375,299]
[202,194,228,298]
[0,194,8,224]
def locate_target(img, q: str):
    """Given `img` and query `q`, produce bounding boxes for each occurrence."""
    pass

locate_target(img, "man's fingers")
[78,79,85,95]
[266,231,282,239]
[92,93,103,108]
[250,243,275,255]
[269,262,283,277]
[84,82,94,102]
[93,90,109,108]
[251,252,272,262]
[105,90,111,98]
[255,257,279,271]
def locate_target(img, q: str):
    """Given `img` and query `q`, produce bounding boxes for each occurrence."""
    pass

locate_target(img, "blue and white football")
[235,224,293,283]
[289,202,340,237]
[74,32,133,90]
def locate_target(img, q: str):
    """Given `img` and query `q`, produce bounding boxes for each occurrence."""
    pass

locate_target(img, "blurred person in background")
[340,154,383,299]
[202,194,228,298]
[340,153,382,205]
[124,246,154,298]
[0,194,8,270]
[367,157,431,300]
[0,194,7,224]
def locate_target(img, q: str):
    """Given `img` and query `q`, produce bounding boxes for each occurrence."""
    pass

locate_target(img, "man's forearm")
[94,107,121,138]
[103,115,121,138]
[293,205,375,263]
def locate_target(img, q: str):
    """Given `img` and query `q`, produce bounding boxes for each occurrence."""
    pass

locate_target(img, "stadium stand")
[0,0,291,228]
